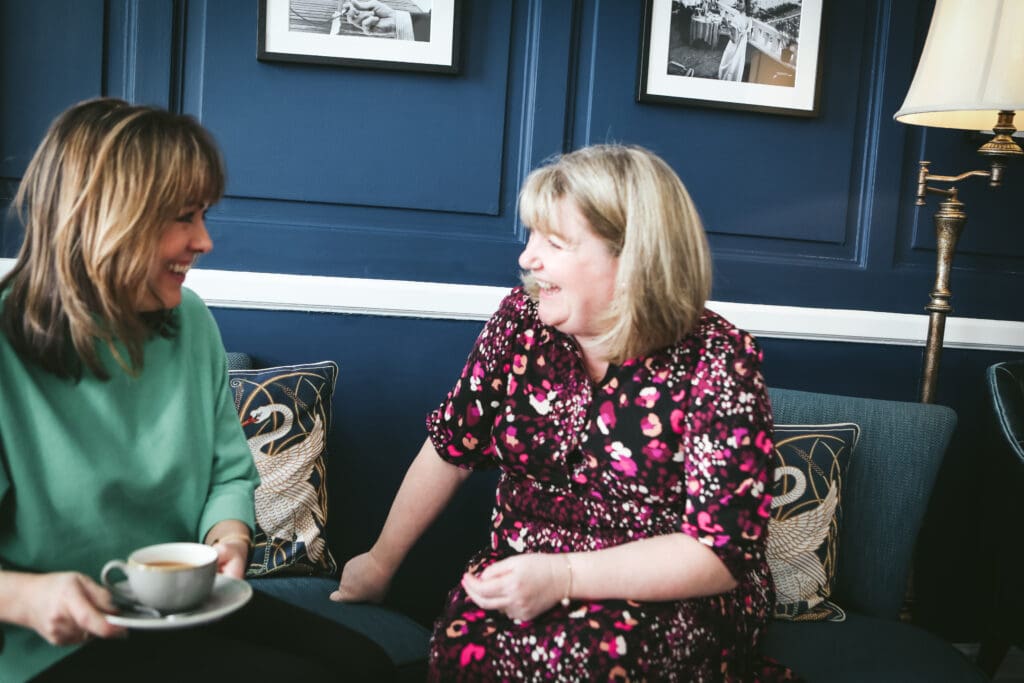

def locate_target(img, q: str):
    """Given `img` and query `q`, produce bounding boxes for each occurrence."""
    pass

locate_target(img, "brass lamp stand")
[891,0,1024,403]
[892,0,1024,627]
[912,111,1022,403]
[896,119,1021,623]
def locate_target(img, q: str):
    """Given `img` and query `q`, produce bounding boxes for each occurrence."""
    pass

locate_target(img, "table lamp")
[893,0,1024,403]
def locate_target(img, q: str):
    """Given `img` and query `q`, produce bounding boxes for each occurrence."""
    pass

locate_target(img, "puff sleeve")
[427,289,530,470]
[677,327,775,580]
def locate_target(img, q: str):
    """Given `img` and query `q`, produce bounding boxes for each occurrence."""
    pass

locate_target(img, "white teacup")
[101,542,218,613]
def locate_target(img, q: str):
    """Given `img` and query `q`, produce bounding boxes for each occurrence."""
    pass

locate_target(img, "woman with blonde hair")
[0,98,393,682]
[337,144,794,680]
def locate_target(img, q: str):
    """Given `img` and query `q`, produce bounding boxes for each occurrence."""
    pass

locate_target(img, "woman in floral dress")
[336,144,794,681]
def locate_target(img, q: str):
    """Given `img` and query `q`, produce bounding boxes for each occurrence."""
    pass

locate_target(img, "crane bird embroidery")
[242,403,326,561]
[766,465,838,606]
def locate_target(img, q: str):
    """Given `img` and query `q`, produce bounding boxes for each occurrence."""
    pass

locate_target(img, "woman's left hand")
[204,521,252,579]
[461,553,566,622]
[212,538,249,579]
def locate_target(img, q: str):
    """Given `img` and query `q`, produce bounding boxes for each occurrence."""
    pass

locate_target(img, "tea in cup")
[101,542,217,613]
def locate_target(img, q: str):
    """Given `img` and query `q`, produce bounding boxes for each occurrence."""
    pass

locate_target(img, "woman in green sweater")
[0,99,393,681]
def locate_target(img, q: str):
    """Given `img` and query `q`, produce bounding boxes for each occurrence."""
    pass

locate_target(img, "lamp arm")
[924,169,991,184]
[914,161,992,205]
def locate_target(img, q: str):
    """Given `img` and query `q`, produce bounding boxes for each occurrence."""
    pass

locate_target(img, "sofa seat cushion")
[248,576,430,676]
[763,613,985,682]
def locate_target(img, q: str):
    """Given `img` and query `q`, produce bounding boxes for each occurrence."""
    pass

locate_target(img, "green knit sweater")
[0,288,258,681]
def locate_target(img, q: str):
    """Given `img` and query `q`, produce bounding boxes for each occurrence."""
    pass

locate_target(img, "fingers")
[329,583,361,602]
[341,9,376,33]
[331,553,391,603]
[41,574,126,644]
[213,541,248,579]
[222,562,245,580]
[462,573,535,622]
[461,571,510,612]
[71,575,128,639]
[478,559,512,580]
[331,573,383,603]
[463,559,514,605]
[79,576,117,614]
[330,576,350,602]
[462,556,562,622]
[462,570,501,596]
[68,599,125,641]
[220,556,246,580]
[331,583,380,602]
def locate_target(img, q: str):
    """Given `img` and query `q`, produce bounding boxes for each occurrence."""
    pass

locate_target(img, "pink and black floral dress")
[426,287,791,682]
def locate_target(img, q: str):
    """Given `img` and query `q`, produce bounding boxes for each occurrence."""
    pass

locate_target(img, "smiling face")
[518,198,619,345]
[136,204,213,312]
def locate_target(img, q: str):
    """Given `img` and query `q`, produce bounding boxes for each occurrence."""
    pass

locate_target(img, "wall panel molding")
[186,1,514,215]
[580,1,875,271]
[3,258,1017,352]
[512,0,579,239]
[0,1,105,179]
[106,0,176,106]
[851,0,897,269]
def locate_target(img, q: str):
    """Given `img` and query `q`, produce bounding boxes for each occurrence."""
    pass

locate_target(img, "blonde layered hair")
[519,144,711,363]
[0,98,225,379]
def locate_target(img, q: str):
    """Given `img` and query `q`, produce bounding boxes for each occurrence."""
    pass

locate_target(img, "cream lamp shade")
[894,0,1024,131]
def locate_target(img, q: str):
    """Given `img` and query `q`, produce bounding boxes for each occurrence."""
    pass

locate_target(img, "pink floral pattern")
[426,288,794,682]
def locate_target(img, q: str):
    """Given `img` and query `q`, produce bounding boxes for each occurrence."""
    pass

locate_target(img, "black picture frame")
[638,0,824,117]
[258,0,461,74]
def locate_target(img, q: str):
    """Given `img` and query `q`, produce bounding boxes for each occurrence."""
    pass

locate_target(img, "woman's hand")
[460,554,566,622]
[211,538,250,579]
[339,0,397,35]
[205,521,252,579]
[332,551,392,603]
[16,572,126,645]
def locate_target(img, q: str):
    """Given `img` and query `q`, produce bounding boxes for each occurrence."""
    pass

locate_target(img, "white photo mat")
[259,0,459,73]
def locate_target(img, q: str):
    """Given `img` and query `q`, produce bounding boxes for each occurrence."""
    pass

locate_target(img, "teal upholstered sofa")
[229,348,984,681]
[759,389,984,681]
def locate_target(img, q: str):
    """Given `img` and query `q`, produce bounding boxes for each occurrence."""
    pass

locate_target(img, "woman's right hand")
[329,438,470,604]
[331,551,392,603]
[13,571,126,645]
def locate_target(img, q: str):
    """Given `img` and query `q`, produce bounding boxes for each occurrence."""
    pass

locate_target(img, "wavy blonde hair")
[519,144,712,363]
[0,97,225,379]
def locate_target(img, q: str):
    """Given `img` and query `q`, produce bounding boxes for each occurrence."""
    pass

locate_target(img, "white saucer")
[105,574,252,630]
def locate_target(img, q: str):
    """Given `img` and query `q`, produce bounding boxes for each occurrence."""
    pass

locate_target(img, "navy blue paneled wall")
[3,0,1023,641]
[3,0,1023,316]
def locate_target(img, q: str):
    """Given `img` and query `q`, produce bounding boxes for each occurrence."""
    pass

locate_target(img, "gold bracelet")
[560,556,573,607]
[211,532,252,547]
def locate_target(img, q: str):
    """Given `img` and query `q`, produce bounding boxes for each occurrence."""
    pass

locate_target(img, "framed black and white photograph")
[638,0,823,117]
[258,0,461,74]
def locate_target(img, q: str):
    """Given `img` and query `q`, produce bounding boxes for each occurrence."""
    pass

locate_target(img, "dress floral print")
[426,288,793,682]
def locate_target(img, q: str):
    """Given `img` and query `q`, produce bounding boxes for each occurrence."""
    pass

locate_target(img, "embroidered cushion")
[229,361,339,577]
[768,423,859,622]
